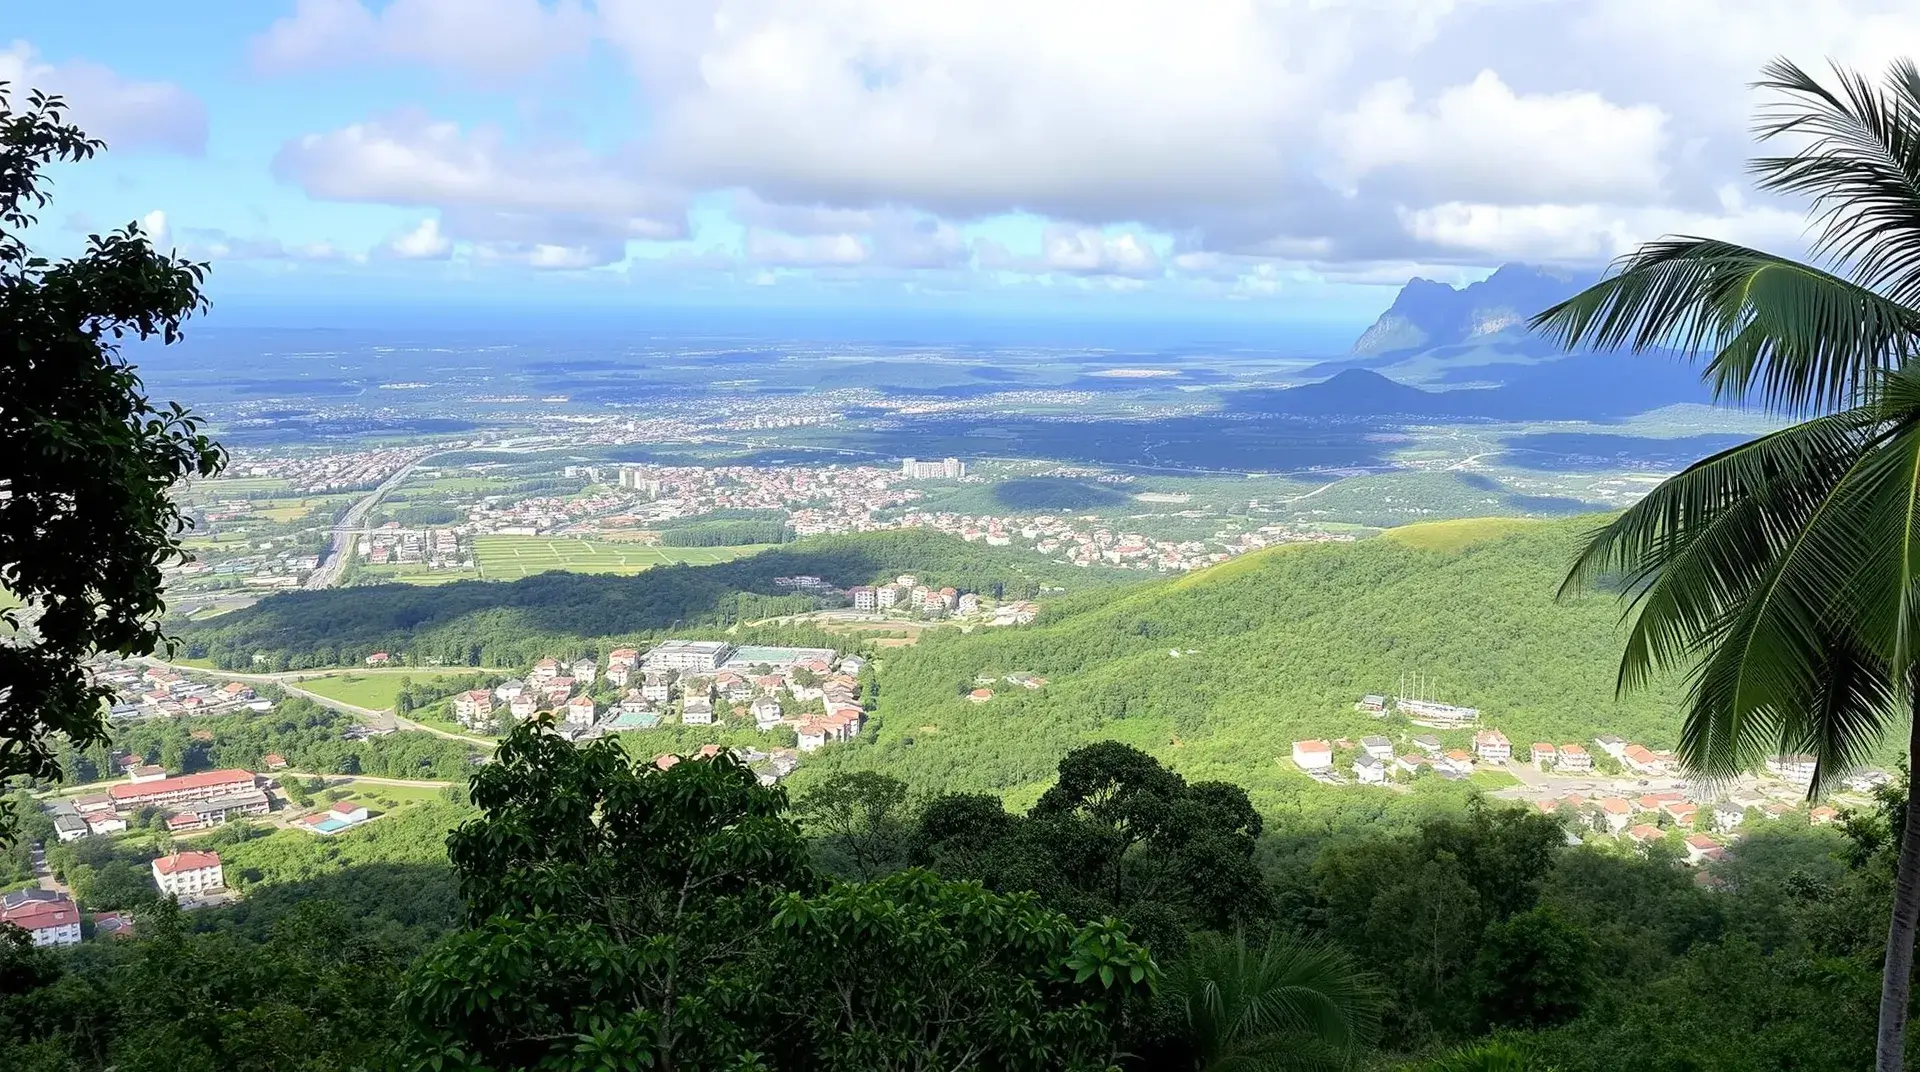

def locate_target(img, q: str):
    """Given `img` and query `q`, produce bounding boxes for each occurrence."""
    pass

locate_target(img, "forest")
[177,529,1130,671]
[0,729,1898,1071]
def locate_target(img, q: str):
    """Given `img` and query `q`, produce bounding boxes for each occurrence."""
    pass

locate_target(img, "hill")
[804,515,1691,812]
[1352,264,1584,356]
[180,530,1132,670]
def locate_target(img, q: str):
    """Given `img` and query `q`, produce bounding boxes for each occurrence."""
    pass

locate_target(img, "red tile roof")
[109,768,256,802]
[153,851,222,875]
[1,899,78,932]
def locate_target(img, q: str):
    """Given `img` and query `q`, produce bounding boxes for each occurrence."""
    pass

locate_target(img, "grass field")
[297,669,482,711]
[1383,517,1544,554]
[471,535,771,579]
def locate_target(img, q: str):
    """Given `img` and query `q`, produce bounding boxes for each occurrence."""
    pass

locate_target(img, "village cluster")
[221,446,433,495]
[444,639,871,778]
[96,659,275,721]
[1283,692,1892,868]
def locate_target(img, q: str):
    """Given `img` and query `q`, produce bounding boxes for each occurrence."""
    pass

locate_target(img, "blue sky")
[9,1,1909,328]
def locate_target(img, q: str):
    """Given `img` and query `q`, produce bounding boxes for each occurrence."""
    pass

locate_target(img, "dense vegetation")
[179,529,1130,670]
[801,516,1712,810]
[656,518,793,546]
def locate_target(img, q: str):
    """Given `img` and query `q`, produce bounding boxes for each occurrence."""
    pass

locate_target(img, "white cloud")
[141,210,169,248]
[386,217,453,260]
[744,229,868,268]
[980,227,1161,278]
[0,41,205,154]
[251,0,593,79]
[1330,70,1669,203]
[1400,194,1808,263]
[272,110,687,255]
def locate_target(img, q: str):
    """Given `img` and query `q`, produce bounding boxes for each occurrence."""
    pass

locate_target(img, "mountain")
[1230,358,1714,421]
[804,516,1691,812]
[1351,264,1585,356]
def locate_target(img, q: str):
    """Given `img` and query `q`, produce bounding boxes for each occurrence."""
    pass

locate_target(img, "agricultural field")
[296,669,487,711]
[470,535,772,579]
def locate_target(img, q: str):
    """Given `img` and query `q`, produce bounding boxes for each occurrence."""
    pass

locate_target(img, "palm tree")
[1416,1042,1540,1072]
[1532,58,1920,1072]
[1159,930,1382,1072]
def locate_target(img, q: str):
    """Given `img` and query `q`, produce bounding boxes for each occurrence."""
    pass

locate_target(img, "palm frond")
[1530,238,1920,414]
[1750,58,1920,307]
[1163,930,1382,1072]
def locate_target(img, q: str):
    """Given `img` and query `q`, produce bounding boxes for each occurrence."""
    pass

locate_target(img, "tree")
[1531,59,1920,1072]
[1472,907,1594,1030]
[0,85,224,837]
[1414,1043,1540,1072]
[399,720,1154,1071]
[792,770,914,880]
[1148,930,1382,1072]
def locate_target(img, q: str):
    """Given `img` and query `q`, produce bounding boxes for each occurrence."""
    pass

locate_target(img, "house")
[365,652,391,666]
[91,912,133,939]
[1353,754,1387,785]
[1359,735,1393,760]
[797,723,828,753]
[1712,802,1746,833]
[217,681,255,703]
[1766,754,1818,785]
[493,679,527,702]
[262,753,288,771]
[564,695,597,727]
[1684,834,1727,865]
[1661,801,1698,828]
[1291,740,1333,771]
[571,658,598,684]
[1436,750,1475,777]
[751,696,783,730]
[967,688,994,703]
[851,585,877,610]
[642,640,733,672]
[1594,735,1628,760]
[1412,734,1444,756]
[127,765,168,784]
[956,592,980,614]
[176,789,270,828]
[641,672,674,703]
[1531,743,1557,766]
[53,815,89,842]
[530,658,562,683]
[1622,744,1667,775]
[607,648,641,669]
[297,802,370,836]
[452,690,494,725]
[1599,797,1633,833]
[74,792,116,814]
[1354,694,1388,714]
[0,890,81,947]
[1474,730,1512,763]
[84,812,129,836]
[1396,754,1429,775]
[682,698,714,726]
[1626,824,1665,846]
[1810,805,1839,825]
[151,851,224,898]
[606,664,633,688]
[1556,744,1592,772]
[839,655,868,675]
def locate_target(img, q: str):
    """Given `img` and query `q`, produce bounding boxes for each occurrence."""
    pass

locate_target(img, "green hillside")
[810,515,1686,812]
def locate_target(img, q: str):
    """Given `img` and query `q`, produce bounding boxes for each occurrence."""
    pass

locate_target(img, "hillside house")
[53,815,88,842]
[1595,735,1627,760]
[493,679,527,702]
[530,658,562,683]
[1661,801,1697,827]
[1291,740,1333,771]
[797,723,828,753]
[607,648,640,669]
[641,672,675,702]
[1626,824,1664,846]
[1766,754,1817,785]
[1531,743,1557,765]
[571,658,598,684]
[1622,744,1667,775]
[1437,750,1475,776]
[1,890,81,947]
[1599,797,1632,833]
[606,664,633,688]
[127,765,167,783]
[1353,754,1386,785]
[851,585,877,610]
[452,690,494,726]
[1712,802,1746,833]
[509,695,538,720]
[1411,734,1444,756]
[1474,730,1511,763]
[152,851,224,898]
[751,696,783,730]
[365,652,391,666]
[1359,735,1393,760]
[682,698,714,726]
[263,753,288,770]
[1684,834,1727,865]
[1557,744,1592,772]
[1355,694,1388,714]
[564,696,597,727]
[1396,754,1428,775]
[967,688,994,703]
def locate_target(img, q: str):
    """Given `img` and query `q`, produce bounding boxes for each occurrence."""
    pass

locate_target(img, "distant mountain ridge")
[1351,264,1586,356]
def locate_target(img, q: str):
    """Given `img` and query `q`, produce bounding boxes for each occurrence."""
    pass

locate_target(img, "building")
[1531,743,1557,766]
[1353,754,1387,785]
[52,814,88,842]
[641,672,675,703]
[751,696,783,730]
[530,658,562,683]
[1473,730,1512,763]
[1291,740,1333,771]
[1712,802,1745,833]
[643,640,734,672]
[108,769,258,812]
[900,457,966,479]
[682,698,714,726]
[1810,805,1839,825]
[797,724,828,752]
[0,890,81,947]
[564,695,597,727]
[851,585,877,610]
[967,688,994,703]
[1396,754,1428,775]
[1599,797,1632,832]
[875,584,902,608]
[1684,834,1727,865]
[1437,750,1475,776]
[1359,735,1393,760]
[1397,698,1480,728]
[1626,824,1664,845]
[1594,735,1628,760]
[1354,694,1387,714]
[452,690,495,726]
[957,592,980,614]
[174,788,271,829]
[1411,734,1444,756]
[297,802,370,835]
[127,764,168,784]
[1766,754,1817,785]
[1622,744,1667,775]
[608,648,641,669]
[262,753,288,771]
[1556,744,1592,772]
[152,851,224,898]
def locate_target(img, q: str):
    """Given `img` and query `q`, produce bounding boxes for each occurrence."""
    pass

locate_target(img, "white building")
[1594,735,1628,761]
[152,851,224,898]
[1531,743,1557,766]
[1557,744,1592,772]
[1474,730,1512,764]
[52,815,89,842]
[682,698,714,726]
[751,696,783,730]
[643,640,733,672]
[1353,754,1387,785]
[851,585,877,610]
[1765,754,1817,786]
[564,696,597,726]
[900,457,966,479]
[0,890,81,947]
[1359,735,1393,760]
[1291,740,1333,771]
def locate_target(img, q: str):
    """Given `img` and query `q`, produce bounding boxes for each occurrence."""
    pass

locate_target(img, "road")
[136,657,499,749]
[304,452,438,590]
[30,842,68,896]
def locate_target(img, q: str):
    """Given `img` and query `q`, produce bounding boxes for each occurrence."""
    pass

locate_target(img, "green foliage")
[1148,929,1383,1072]
[1471,907,1594,1030]
[792,770,913,880]
[397,719,1154,1071]
[180,530,1126,670]
[657,518,794,546]
[0,85,225,834]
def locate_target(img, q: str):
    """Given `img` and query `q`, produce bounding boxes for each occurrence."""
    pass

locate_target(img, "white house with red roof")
[0,890,81,947]
[1474,730,1512,763]
[1291,740,1332,771]
[151,851,224,897]
[110,769,258,811]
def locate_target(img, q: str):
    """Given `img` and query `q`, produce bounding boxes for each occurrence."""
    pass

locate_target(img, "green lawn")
[471,535,771,579]
[297,669,481,711]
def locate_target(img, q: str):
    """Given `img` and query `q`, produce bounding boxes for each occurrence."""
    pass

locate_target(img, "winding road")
[303,452,442,590]
[137,658,499,749]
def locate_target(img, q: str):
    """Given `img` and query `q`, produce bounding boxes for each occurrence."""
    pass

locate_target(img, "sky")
[10,0,1920,329]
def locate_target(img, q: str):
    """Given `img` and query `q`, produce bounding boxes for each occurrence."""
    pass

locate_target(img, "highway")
[303,452,437,590]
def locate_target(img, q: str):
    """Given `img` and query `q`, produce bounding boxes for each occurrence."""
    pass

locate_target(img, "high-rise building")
[900,457,966,479]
